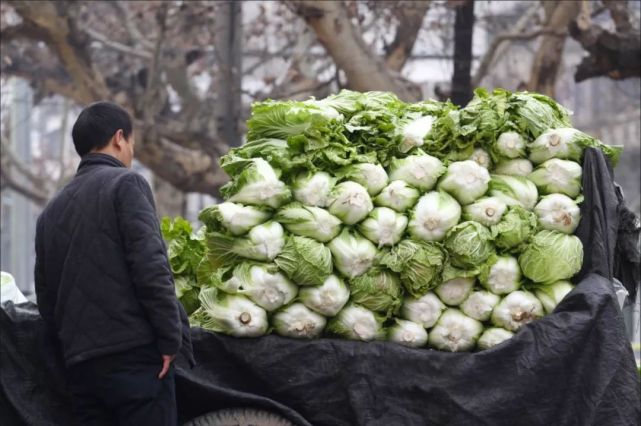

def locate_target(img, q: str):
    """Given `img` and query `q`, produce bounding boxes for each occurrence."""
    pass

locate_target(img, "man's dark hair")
[71,101,133,156]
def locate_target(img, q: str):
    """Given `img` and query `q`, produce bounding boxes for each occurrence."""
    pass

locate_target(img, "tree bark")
[528,1,581,97]
[3,0,229,196]
[213,1,243,148]
[289,0,419,101]
[569,1,640,82]
[472,3,539,87]
[385,1,431,72]
[450,0,475,107]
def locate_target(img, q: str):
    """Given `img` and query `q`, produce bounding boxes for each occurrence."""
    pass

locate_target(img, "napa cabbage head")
[327,304,385,341]
[299,274,350,317]
[291,171,336,207]
[335,163,389,196]
[328,228,378,279]
[275,202,342,242]
[359,207,408,248]
[493,159,534,177]
[490,205,538,251]
[220,157,291,208]
[379,240,446,297]
[408,191,461,242]
[199,202,271,236]
[274,235,333,286]
[528,159,582,198]
[518,230,583,283]
[374,180,420,213]
[534,194,581,234]
[327,181,374,225]
[444,221,494,269]
[388,152,445,191]
[489,174,538,210]
[437,160,490,205]
[349,267,403,317]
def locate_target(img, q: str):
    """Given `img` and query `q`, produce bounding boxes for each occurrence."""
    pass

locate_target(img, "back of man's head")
[72,102,132,157]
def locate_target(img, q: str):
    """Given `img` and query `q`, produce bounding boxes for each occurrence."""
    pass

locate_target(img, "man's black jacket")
[35,153,194,367]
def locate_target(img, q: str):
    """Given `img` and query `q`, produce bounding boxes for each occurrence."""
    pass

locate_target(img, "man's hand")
[159,354,176,379]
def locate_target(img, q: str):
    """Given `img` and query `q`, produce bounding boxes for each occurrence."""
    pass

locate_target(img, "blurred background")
[1,0,639,346]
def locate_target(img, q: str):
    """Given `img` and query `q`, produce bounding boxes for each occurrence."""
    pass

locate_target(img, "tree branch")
[569,14,641,82]
[288,0,419,101]
[384,1,431,72]
[0,168,49,206]
[528,1,581,96]
[9,0,109,103]
[472,3,539,87]
[109,1,156,50]
[603,0,634,33]
[80,26,152,59]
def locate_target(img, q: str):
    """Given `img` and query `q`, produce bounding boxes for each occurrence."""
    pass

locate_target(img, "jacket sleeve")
[34,216,55,326]
[115,172,181,356]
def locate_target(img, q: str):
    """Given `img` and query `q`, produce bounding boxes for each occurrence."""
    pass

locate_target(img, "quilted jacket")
[34,153,194,367]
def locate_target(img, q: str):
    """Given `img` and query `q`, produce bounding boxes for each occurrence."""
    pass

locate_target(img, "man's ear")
[113,129,125,151]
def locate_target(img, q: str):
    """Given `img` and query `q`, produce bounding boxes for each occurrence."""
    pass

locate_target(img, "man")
[34,101,194,425]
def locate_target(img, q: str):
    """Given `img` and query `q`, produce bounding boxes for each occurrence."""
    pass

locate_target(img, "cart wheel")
[182,407,295,426]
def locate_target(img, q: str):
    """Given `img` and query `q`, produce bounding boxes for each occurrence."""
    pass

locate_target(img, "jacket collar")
[77,153,126,174]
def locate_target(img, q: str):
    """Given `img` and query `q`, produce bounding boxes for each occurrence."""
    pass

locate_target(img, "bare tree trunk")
[451,0,475,106]
[385,1,432,72]
[528,1,581,96]
[214,1,243,148]
[289,0,420,101]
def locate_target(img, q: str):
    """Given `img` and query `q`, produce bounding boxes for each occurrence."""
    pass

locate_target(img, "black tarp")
[1,148,640,426]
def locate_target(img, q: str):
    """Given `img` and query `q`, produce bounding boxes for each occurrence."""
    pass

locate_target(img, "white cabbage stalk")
[214,273,243,294]
[298,274,350,317]
[235,263,298,312]
[327,304,384,341]
[434,277,475,306]
[408,191,461,242]
[438,161,490,205]
[535,280,575,314]
[477,327,515,350]
[400,292,445,328]
[529,128,583,164]
[358,207,408,248]
[399,115,435,153]
[199,289,268,337]
[207,221,285,264]
[462,197,507,227]
[327,181,374,225]
[272,303,327,339]
[469,148,492,169]
[388,154,445,191]
[388,319,429,348]
[227,158,290,209]
[246,221,285,261]
[494,159,534,177]
[489,175,538,210]
[328,229,377,278]
[275,203,342,242]
[534,194,581,234]
[428,309,483,352]
[481,256,522,295]
[210,202,271,236]
[491,291,544,332]
[292,171,336,207]
[528,159,582,198]
[339,163,389,196]
[460,290,500,322]
[374,180,420,213]
[496,131,526,159]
